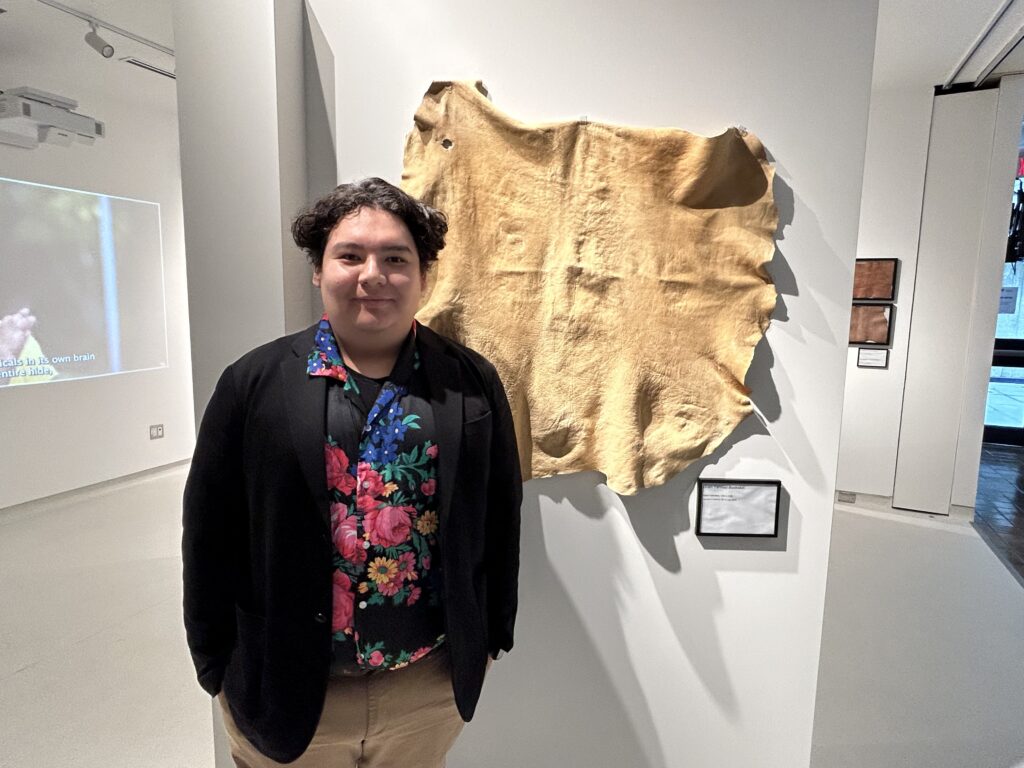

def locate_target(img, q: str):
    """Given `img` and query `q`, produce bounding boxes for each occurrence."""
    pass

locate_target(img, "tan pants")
[219,648,465,767]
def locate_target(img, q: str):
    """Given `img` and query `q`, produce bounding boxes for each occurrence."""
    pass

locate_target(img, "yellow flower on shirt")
[416,510,439,536]
[368,557,398,585]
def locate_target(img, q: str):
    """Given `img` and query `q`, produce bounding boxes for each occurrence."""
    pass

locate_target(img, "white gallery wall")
[839,79,1024,511]
[174,0,314,421]
[0,7,194,509]
[835,2,1024,504]
[892,82,1024,514]
[299,1,879,766]
[891,88,998,512]
[835,84,932,497]
[834,0,982,499]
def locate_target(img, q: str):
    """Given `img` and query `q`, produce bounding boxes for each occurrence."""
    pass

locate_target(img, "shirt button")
[314,611,327,624]
[363,541,370,549]
[358,601,367,610]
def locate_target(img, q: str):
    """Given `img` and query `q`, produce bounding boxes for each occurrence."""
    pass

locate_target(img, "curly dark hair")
[291,177,448,271]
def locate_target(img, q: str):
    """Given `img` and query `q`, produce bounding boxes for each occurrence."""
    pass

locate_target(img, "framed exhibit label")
[999,286,1018,314]
[852,258,898,301]
[849,304,893,346]
[696,479,781,537]
[856,347,889,368]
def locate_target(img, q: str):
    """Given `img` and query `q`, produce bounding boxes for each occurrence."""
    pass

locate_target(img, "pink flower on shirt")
[426,444,439,459]
[332,571,354,633]
[368,650,385,667]
[378,579,401,597]
[357,462,385,496]
[409,645,433,663]
[332,506,366,565]
[395,551,418,582]
[325,445,356,495]
[364,505,413,548]
[356,462,385,512]
[420,478,436,497]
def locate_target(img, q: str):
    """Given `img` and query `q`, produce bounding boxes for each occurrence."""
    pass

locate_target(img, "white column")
[174,0,314,421]
[893,89,999,513]
[951,75,1024,507]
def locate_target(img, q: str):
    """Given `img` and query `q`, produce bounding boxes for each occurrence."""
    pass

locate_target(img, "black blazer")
[182,323,522,762]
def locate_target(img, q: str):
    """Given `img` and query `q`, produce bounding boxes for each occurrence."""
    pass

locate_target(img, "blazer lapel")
[419,328,462,531]
[283,331,330,529]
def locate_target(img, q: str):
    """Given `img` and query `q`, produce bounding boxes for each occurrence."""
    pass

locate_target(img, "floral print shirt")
[308,315,445,671]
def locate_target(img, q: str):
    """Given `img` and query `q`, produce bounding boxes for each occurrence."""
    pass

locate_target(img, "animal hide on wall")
[404,81,777,494]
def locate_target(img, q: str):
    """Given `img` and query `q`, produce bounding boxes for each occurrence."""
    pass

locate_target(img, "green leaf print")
[411,531,430,560]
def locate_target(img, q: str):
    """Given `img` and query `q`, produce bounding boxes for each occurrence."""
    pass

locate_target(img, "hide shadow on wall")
[448,475,670,768]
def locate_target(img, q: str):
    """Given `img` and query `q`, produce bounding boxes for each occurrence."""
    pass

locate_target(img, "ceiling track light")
[84,22,114,59]
[34,0,174,57]
[121,57,175,80]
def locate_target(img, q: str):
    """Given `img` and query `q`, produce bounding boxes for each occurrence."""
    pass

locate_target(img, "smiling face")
[313,207,426,351]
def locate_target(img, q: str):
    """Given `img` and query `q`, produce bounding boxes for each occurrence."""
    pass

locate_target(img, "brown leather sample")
[852,259,897,301]
[403,82,778,494]
[849,305,892,345]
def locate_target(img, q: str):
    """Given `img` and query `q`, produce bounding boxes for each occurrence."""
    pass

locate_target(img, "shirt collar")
[307,314,419,385]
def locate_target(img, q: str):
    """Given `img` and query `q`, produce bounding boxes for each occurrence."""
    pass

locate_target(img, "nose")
[359,255,387,287]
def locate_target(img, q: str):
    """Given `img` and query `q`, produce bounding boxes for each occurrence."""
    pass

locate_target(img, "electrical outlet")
[149,424,164,440]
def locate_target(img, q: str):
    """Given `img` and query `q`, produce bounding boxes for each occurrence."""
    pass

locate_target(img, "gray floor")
[811,506,1024,768]
[0,464,213,768]
[975,443,1024,586]
[3,468,1023,767]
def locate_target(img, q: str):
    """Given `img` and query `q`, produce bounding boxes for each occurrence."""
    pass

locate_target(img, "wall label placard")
[857,347,889,368]
[696,479,781,537]
[999,286,1018,314]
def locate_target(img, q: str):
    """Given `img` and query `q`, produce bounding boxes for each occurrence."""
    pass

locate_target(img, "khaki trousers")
[219,648,465,768]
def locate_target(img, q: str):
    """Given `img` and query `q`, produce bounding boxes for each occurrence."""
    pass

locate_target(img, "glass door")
[985,262,1024,445]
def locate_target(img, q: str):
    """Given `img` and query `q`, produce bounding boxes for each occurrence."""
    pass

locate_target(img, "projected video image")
[0,177,167,387]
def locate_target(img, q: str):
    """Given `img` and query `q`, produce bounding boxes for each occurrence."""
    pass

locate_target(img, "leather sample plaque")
[849,305,892,346]
[852,258,897,301]
[403,81,778,494]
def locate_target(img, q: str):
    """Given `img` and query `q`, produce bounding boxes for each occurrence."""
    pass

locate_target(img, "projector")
[0,87,105,149]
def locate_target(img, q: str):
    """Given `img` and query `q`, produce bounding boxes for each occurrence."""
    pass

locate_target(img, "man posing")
[183,178,522,766]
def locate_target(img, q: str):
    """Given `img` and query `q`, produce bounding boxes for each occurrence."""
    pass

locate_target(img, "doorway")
[976,128,1024,585]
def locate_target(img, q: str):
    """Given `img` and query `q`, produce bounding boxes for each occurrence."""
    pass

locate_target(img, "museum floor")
[1,465,1023,767]
[974,442,1024,586]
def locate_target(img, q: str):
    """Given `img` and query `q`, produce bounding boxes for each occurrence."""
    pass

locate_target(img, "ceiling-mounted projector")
[0,87,105,149]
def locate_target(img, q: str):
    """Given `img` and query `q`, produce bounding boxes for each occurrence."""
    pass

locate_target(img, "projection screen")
[0,176,167,387]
